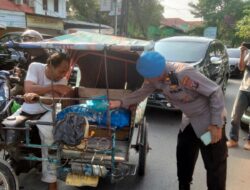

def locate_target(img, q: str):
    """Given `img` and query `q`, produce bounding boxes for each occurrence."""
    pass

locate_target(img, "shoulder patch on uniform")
[181,76,199,90]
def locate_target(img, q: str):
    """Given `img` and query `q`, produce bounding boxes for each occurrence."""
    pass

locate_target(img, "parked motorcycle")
[0,70,22,120]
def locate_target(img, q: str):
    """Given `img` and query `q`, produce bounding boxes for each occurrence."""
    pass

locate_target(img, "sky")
[161,0,202,21]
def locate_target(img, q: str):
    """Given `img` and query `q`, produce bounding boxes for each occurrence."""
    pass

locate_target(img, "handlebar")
[25,120,53,126]
[14,95,112,101]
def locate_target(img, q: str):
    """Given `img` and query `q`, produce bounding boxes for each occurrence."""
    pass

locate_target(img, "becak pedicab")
[0,31,153,189]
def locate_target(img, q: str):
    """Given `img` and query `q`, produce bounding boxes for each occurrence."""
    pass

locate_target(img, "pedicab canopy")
[5,31,154,52]
[5,31,154,90]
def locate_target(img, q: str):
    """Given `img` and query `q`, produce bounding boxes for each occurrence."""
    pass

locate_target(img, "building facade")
[0,0,114,38]
[0,0,66,36]
[26,0,67,18]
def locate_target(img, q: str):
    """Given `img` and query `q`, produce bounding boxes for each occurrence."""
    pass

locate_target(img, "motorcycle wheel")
[0,160,19,190]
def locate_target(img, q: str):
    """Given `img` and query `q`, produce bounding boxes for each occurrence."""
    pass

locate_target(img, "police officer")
[110,52,228,190]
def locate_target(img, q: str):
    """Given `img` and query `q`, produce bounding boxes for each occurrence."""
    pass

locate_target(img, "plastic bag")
[53,113,88,146]
[100,109,130,128]
[86,95,108,112]
[55,95,130,129]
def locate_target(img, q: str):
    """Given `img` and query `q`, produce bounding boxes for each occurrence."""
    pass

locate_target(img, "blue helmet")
[136,51,166,78]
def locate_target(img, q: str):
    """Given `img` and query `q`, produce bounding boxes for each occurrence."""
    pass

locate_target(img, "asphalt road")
[20,78,250,190]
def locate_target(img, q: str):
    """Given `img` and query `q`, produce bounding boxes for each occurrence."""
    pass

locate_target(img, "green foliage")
[127,0,164,39]
[147,26,186,40]
[187,25,206,36]
[67,0,163,39]
[67,0,98,21]
[236,8,250,41]
[189,0,247,46]
[67,0,111,24]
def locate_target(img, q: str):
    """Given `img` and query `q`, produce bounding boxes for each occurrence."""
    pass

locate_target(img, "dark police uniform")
[121,62,228,190]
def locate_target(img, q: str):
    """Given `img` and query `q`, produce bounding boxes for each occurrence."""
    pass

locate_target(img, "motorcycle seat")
[2,112,44,128]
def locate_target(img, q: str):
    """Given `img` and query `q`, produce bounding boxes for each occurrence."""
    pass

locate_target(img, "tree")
[236,7,250,41]
[189,0,247,46]
[188,25,206,36]
[67,0,111,24]
[67,0,98,21]
[127,0,164,39]
[67,0,163,39]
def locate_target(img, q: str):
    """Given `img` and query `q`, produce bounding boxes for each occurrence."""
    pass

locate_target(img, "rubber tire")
[0,160,19,190]
[138,118,148,176]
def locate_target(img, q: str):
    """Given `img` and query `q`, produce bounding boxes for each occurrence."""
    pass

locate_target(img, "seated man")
[3,52,73,190]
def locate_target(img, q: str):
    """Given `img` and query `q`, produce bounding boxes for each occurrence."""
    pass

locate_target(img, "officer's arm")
[121,81,156,108]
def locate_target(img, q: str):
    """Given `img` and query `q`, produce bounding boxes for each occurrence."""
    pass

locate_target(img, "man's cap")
[21,29,43,41]
[136,51,166,78]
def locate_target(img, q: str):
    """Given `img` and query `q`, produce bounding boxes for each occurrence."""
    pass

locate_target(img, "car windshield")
[227,49,240,58]
[155,41,208,63]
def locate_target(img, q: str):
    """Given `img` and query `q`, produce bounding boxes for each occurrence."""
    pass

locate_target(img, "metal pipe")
[19,143,58,149]
[0,99,14,115]
[111,129,116,174]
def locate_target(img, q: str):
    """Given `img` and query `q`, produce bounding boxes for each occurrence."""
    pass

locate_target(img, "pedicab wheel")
[138,117,148,176]
[0,159,19,190]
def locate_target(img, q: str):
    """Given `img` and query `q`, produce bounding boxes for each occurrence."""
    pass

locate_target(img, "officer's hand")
[109,100,121,109]
[208,125,222,144]
[23,93,39,103]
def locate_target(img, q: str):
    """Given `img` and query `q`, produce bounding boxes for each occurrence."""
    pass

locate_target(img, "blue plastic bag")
[56,104,101,123]
[100,109,130,128]
[56,95,130,128]
[56,104,130,128]
[86,95,108,112]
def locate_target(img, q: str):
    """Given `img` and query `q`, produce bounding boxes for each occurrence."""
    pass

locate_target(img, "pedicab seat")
[77,87,132,103]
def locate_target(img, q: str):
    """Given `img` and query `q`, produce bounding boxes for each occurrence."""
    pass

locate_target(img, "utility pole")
[125,0,129,36]
[114,0,118,35]
[96,11,101,34]
[120,0,128,36]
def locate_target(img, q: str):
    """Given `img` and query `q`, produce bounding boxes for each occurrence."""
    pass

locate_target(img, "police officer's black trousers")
[177,124,228,190]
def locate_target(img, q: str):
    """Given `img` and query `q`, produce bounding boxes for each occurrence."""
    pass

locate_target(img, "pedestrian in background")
[227,43,250,150]
[21,29,49,69]
[110,51,228,190]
